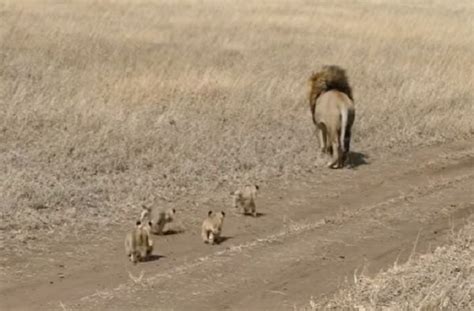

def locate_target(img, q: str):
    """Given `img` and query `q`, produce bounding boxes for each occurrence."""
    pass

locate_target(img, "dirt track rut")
[1,141,473,310]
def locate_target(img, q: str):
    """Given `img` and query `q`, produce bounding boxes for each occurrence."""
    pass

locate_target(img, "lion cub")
[124,220,153,264]
[231,185,259,217]
[201,211,225,245]
[141,205,176,235]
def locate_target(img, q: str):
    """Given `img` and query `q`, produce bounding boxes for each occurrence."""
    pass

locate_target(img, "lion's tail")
[340,107,355,154]
[340,109,348,153]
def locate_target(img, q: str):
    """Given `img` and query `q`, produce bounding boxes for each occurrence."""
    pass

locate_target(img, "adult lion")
[308,65,355,168]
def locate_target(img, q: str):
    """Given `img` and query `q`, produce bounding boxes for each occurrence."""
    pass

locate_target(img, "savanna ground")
[0,0,473,310]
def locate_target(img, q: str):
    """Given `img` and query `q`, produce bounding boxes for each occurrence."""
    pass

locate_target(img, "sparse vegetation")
[308,218,474,310]
[0,0,472,260]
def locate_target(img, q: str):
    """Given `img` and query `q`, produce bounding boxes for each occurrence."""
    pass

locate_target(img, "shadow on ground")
[162,229,185,236]
[243,212,266,218]
[349,151,369,168]
[144,254,165,262]
[217,236,233,244]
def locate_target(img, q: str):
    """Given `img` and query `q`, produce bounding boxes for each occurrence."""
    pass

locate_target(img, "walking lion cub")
[231,184,259,217]
[201,211,225,245]
[124,220,154,264]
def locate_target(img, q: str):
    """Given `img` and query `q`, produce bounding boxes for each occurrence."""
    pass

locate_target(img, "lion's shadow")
[348,151,369,168]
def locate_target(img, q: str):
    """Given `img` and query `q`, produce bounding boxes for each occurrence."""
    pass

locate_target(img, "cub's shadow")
[144,254,165,262]
[216,236,233,244]
[243,212,266,218]
[348,151,369,169]
[161,229,185,236]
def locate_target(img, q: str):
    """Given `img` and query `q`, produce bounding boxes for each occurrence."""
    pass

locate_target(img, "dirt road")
[1,142,473,310]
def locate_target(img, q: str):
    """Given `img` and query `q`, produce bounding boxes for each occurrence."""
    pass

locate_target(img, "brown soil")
[1,141,473,311]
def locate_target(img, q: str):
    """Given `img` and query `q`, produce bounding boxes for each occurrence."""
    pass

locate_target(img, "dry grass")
[307,218,474,310]
[0,0,473,247]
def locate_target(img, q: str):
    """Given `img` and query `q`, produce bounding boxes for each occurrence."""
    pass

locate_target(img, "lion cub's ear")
[208,210,213,217]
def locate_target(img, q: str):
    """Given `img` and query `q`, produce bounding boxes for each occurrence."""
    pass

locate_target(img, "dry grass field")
[0,0,473,310]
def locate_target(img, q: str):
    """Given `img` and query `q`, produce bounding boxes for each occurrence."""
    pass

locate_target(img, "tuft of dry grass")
[307,218,474,310]
[0,0,473,248]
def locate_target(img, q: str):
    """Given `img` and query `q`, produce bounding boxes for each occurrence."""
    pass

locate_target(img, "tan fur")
[308,66,355,168]
[142,205,176,235]
[231,185,259,217]
[201,211,225,245]
[124,220,153,264]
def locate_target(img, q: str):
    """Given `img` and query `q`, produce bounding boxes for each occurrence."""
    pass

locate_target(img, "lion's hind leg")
[317,123,329,155]
[327,130,342,169]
